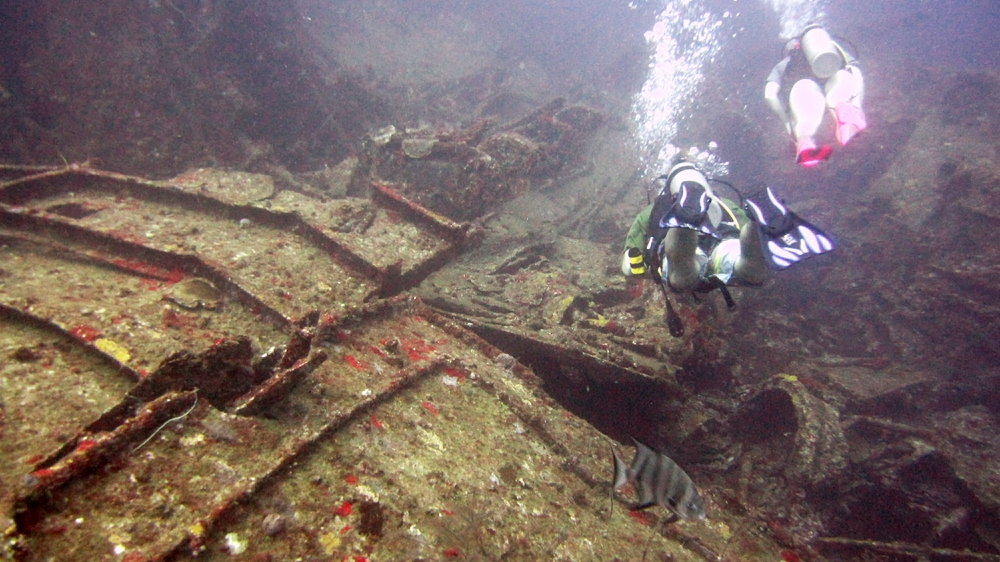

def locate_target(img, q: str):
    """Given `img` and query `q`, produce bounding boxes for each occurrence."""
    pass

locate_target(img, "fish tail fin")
[608,445,629,520]
[612,445,629,490]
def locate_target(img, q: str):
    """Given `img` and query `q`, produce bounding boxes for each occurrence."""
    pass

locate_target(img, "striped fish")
[612,439,706,520]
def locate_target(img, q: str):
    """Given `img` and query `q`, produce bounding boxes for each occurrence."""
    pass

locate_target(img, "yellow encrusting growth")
[588,314,609,328]
[320,531,341,554]
[94,338,131,363]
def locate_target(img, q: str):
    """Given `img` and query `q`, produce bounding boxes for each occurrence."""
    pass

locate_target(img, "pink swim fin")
[835,103,867,145]
[796,138,832,168]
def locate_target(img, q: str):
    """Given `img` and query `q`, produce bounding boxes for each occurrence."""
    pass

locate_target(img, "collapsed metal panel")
[0,165,768,560]
[1,294,734,561]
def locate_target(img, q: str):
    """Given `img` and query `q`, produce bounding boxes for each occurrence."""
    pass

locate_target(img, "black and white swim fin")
[657,187,726,237]
[745,187,834,270]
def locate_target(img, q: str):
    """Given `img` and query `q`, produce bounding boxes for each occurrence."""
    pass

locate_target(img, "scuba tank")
[800,26,842,79]
[663,161,711,198]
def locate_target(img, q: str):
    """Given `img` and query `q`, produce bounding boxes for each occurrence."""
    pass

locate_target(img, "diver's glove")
[744,187,834,269]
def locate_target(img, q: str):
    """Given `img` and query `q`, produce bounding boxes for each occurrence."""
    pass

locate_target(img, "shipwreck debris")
[167,277,224,310]
[361,99,605,221]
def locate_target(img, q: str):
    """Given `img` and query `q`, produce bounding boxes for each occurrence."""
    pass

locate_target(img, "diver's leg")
[825,69,856,108]
[789,79,827,160]
[663,228,700,291]
[825,67,867,145]
[734,222,767,286]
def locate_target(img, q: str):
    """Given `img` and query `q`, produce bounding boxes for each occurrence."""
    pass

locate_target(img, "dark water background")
[290,0,1000,179]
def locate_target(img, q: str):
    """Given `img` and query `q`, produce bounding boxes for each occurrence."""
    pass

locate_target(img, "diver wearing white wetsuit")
[765,25,867,167]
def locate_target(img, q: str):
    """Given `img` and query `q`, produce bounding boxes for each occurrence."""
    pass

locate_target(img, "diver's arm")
[832,39,858,67]
[622,204,653,275]
[765,58,792,135]
[624,204,652,253]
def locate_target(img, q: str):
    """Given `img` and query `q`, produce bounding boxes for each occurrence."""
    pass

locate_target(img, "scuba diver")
[621,158,834,336]
[765,24,867,167]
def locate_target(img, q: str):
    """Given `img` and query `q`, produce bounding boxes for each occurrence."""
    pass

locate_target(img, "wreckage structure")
[0,127,751,560]
[3,1,1000,561]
